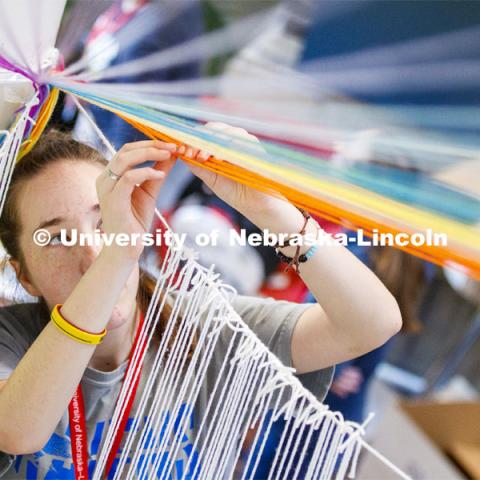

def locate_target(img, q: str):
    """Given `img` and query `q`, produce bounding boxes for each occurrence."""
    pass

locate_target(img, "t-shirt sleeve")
[229,294,334,402]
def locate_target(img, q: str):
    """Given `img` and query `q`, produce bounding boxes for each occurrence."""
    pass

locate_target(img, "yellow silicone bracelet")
[51,304,107,345]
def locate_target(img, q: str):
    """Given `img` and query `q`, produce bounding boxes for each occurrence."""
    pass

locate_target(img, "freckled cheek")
[29,249,84,304]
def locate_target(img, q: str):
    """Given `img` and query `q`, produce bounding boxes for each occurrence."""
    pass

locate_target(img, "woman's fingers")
[178,143,217,164]
[96,142,176,197]
[110,146,174,176]
[185,146,200,158]
[106,167,165,221]
[115,167,165,195]
[98,167,164,229]
[95,140,179,242]
[120,139,177,153]
[178,122,262,175]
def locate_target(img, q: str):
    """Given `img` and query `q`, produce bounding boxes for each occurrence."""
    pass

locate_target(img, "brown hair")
[0,129,180,350]
[370,247,425,333]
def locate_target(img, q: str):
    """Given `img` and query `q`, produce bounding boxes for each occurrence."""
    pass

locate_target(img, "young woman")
[0,125,401,478]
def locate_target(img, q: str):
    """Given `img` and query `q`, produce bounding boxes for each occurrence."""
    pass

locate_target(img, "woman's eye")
[49,232,73,246]
[49,234,63,246]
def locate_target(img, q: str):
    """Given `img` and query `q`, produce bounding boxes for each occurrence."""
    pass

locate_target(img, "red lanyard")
[69,311,147,480]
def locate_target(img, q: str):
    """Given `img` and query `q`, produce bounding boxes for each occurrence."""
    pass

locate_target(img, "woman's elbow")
[375,296,402,346]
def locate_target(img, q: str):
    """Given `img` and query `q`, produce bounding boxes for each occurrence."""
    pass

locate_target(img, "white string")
[68,10,270,82]
[321,420,346,480]
[277,397,310,479]
[221,354,271,476]
[182,328,241,479]
[0,92,39,217]
[61,82,479,166]
[200,339,258,478]
[268,403,295,478]
[241,386,283,480]
[306,415,336,479]
[97,248,188,471]
[70,95,116,157]
[112,248,185,478]
[336,438,356,480]
[129,262,223,478]
[292,413,323,480]
[339,412,375,453]
[155,289,227,470]
[139,268,216,478]
[101,247,182,479]
[359,439,412,480]
[194,337,250,477]
[113,248,182,478]
[61,1,192,77]
[0,12,35,74]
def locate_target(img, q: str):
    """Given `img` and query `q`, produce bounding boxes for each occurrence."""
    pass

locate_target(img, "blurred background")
[1,1,479,478]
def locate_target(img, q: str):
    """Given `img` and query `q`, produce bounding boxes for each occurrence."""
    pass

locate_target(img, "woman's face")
[14,159,139,329]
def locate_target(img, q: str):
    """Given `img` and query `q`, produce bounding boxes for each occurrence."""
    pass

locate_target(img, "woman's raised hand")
[180,122,287,219]
[95,140,177,257]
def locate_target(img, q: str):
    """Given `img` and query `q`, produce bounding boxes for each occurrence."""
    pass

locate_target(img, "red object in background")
[86,0,148,44]
[153,211,172,262]
[259,267,309,302]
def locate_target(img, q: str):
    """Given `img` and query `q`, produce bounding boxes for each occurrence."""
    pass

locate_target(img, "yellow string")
[61,91,480,278]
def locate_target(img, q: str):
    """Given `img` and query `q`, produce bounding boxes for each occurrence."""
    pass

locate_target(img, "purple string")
[0,54,35,81]
[0,54,48,137]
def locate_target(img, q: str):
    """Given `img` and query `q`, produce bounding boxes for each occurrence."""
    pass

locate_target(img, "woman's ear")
[9,259,41,297]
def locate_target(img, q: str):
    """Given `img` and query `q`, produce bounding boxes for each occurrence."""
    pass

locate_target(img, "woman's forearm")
[243,201,402,354]
[0,247,137,454]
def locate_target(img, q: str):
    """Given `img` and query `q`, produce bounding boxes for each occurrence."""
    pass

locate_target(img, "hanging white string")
[99,246,411,479]
[0,92,39,216]
[70,95,116,157]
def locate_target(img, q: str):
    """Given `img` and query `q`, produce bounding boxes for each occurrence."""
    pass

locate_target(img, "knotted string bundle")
[0,52,59,214]
[90,232,407,480]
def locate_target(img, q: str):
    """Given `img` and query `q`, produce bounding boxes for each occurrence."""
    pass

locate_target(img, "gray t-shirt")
[0,296,333,479]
